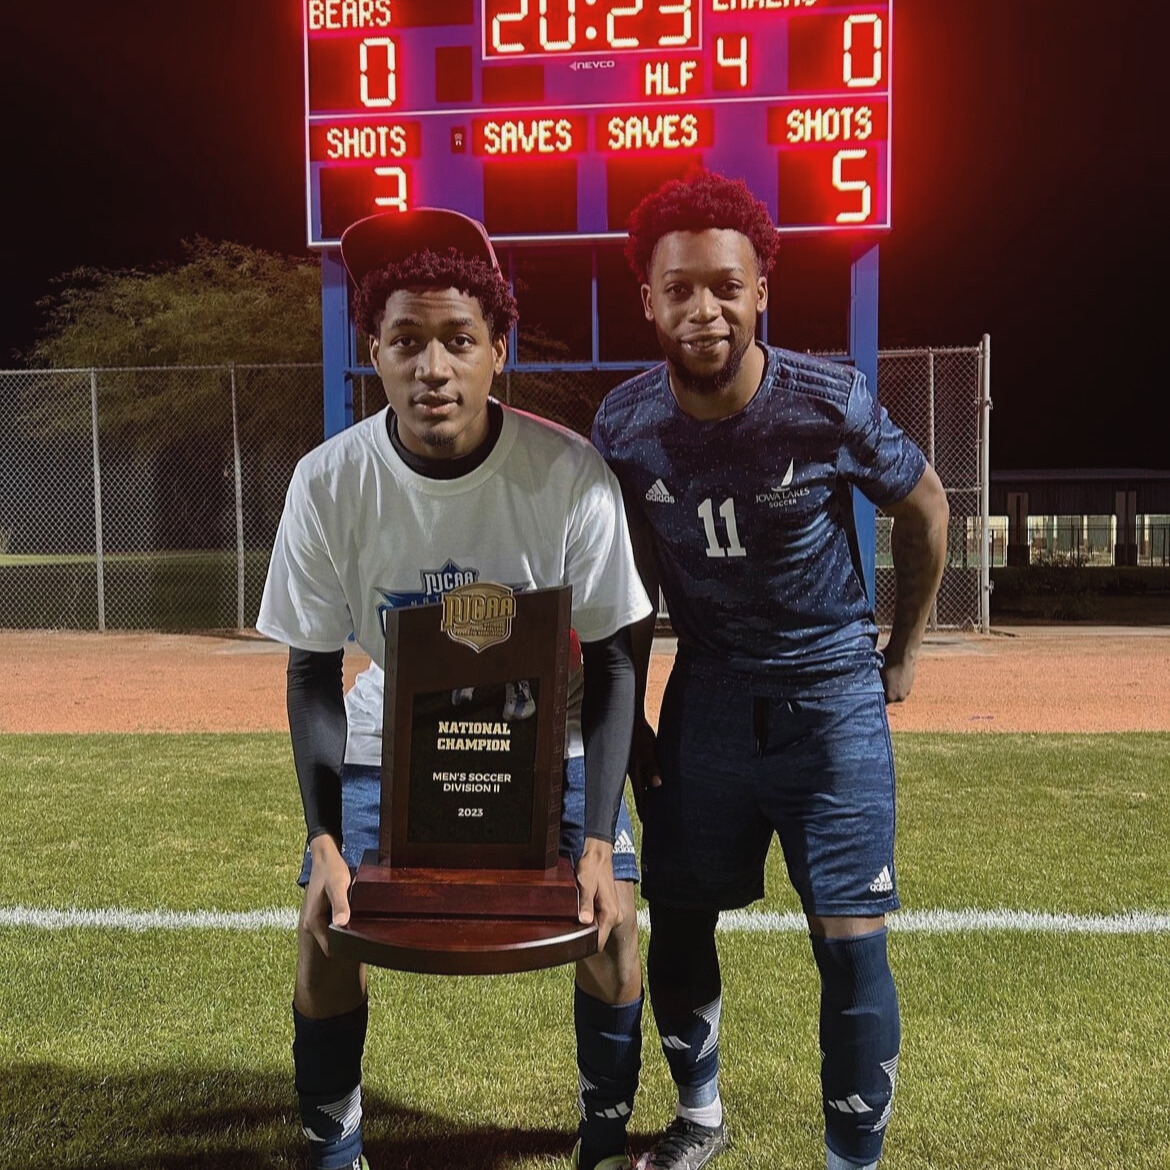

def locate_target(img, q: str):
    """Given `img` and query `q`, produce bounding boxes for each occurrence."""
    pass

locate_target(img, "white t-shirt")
[257,404,652,766]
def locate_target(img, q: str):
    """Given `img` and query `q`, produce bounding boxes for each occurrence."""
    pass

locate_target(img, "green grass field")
[3,733,1169,1169]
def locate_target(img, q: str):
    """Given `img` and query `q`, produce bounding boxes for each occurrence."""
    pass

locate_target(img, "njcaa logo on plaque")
[441,581,517,653]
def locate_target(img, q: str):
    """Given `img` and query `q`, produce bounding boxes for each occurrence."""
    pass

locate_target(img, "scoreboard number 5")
[833,149,871,224]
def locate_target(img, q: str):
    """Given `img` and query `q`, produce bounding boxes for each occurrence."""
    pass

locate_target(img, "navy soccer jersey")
[592,343,928,691]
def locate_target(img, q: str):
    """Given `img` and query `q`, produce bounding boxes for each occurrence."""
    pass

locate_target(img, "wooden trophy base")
[328,854,599,975]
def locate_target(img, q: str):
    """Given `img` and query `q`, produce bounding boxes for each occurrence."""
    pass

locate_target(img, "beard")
[417,426,456,449]
[656,325,754,397]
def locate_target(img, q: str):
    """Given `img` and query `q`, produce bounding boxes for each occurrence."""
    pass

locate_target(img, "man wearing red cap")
[258,208,652,1170]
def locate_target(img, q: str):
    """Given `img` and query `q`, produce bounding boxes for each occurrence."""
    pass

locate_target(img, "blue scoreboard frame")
[303,0,893,244]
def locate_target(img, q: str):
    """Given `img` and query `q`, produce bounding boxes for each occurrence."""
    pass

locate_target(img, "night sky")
[3,1,1165,471]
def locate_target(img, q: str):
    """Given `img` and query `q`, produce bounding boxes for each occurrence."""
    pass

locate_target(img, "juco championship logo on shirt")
[378,559,482,613]
[441,582,517,653]
[376,559,483,636]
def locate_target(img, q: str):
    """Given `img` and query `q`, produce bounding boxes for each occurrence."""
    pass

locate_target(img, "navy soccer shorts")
[298,755,639,884]
[642,656,899,916]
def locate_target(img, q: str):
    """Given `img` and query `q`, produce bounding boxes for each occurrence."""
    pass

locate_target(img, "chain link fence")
[875,342,991,631]
[0,366,322,631]
[0,346,987,632]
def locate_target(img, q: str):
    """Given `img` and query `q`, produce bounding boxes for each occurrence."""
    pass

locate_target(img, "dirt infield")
[1,625,1168,734]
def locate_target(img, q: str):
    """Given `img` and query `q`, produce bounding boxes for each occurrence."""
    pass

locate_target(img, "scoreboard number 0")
[539,0,576,52]
[844,15,883,88]
[360,37,397,108]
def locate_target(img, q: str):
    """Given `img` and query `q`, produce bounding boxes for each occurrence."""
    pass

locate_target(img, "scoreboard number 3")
[374,166,408,211]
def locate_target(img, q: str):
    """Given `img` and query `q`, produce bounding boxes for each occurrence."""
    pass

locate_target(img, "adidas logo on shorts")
[868,866,894,893]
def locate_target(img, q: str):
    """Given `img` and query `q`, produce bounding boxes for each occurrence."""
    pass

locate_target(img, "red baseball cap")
[339,208,500,286]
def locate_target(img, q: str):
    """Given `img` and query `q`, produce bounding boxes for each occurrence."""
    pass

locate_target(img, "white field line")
[1,906,1168,934]
[714,909,1170,934]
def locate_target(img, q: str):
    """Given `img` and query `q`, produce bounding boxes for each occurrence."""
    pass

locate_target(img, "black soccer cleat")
[635,1118,728,1170]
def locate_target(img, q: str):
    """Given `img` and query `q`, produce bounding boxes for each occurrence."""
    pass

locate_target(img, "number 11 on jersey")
[698,497,747,559]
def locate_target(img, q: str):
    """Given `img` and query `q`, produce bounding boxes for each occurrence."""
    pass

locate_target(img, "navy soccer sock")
[293,1000,368,1170]
[809,929,900,1166]
[647,904,722,1112]
[575,984,643,1168]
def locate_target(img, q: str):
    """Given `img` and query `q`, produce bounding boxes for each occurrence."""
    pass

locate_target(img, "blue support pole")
[591,246,601,367]
[849,243,880,604]
[321,248,353,438]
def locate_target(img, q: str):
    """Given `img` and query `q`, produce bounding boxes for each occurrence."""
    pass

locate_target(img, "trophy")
[328,583,598,974]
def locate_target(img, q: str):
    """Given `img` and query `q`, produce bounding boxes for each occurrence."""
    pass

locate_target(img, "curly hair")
[624,168,779,282]
[353,248,519,340]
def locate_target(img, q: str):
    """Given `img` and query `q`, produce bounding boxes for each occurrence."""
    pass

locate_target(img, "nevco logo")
[570,59,616,71]
[756,460,811,509]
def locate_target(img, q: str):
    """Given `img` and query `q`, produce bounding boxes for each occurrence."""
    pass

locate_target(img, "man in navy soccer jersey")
[592,170,949,1170]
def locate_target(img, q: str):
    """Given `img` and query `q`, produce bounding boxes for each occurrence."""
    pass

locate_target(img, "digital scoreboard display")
[303,0,892,246]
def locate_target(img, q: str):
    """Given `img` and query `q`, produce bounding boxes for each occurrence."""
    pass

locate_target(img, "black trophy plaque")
[329,583,599,974]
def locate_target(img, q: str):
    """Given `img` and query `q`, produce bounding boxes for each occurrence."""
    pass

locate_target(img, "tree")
[14,241,326,553]
[17,238,324,459]
[24,237,322,368]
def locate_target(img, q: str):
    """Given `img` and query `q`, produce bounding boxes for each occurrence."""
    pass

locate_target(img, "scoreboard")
[303,0,893,245]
